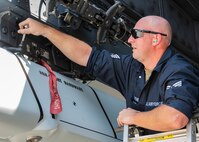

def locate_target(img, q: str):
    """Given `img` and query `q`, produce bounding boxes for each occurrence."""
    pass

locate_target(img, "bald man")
[18,15,199,135]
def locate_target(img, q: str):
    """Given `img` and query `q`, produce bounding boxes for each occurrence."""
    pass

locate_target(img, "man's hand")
[117,108,139,127]
[18,18,48,36]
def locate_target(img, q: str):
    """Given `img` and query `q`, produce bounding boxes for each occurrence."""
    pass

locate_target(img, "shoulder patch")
[166,81,182,90]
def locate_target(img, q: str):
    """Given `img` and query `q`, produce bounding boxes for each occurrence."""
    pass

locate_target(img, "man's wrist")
[42,26,52,38]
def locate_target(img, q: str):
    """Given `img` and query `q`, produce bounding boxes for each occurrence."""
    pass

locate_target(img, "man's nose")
[127,35,135,44]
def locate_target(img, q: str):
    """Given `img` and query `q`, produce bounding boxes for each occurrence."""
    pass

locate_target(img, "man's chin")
[132,54,137,59]
[133,54,142,62]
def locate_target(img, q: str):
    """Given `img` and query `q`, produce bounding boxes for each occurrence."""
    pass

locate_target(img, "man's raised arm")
[18,18,92,66]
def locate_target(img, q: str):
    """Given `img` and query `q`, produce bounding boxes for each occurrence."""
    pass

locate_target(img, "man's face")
[127,27,153,63]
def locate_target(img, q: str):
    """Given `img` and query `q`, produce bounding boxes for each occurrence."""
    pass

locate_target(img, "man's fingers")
[19,18,30,29]
[18,28,29,35]
[117,117,124,127]
[18,19,31,34]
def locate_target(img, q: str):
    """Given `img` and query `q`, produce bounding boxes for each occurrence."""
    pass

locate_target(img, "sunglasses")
[130,29,167,39]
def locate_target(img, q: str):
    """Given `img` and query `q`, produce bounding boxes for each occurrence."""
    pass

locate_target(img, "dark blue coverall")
[85,47,199,135]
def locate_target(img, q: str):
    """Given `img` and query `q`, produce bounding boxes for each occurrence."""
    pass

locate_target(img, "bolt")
[26,136,42,142]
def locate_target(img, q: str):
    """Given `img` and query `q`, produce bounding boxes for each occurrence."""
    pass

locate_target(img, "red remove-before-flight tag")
[40,59,62,114]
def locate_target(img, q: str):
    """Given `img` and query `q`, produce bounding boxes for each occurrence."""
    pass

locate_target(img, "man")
[18,15,199,135]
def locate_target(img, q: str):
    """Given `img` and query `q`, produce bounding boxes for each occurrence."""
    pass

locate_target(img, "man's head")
[128,15,172,70]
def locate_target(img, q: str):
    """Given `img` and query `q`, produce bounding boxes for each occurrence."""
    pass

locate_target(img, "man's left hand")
[117,108,139,127]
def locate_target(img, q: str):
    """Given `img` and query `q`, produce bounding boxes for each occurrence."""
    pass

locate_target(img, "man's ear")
[152,34,161,46]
